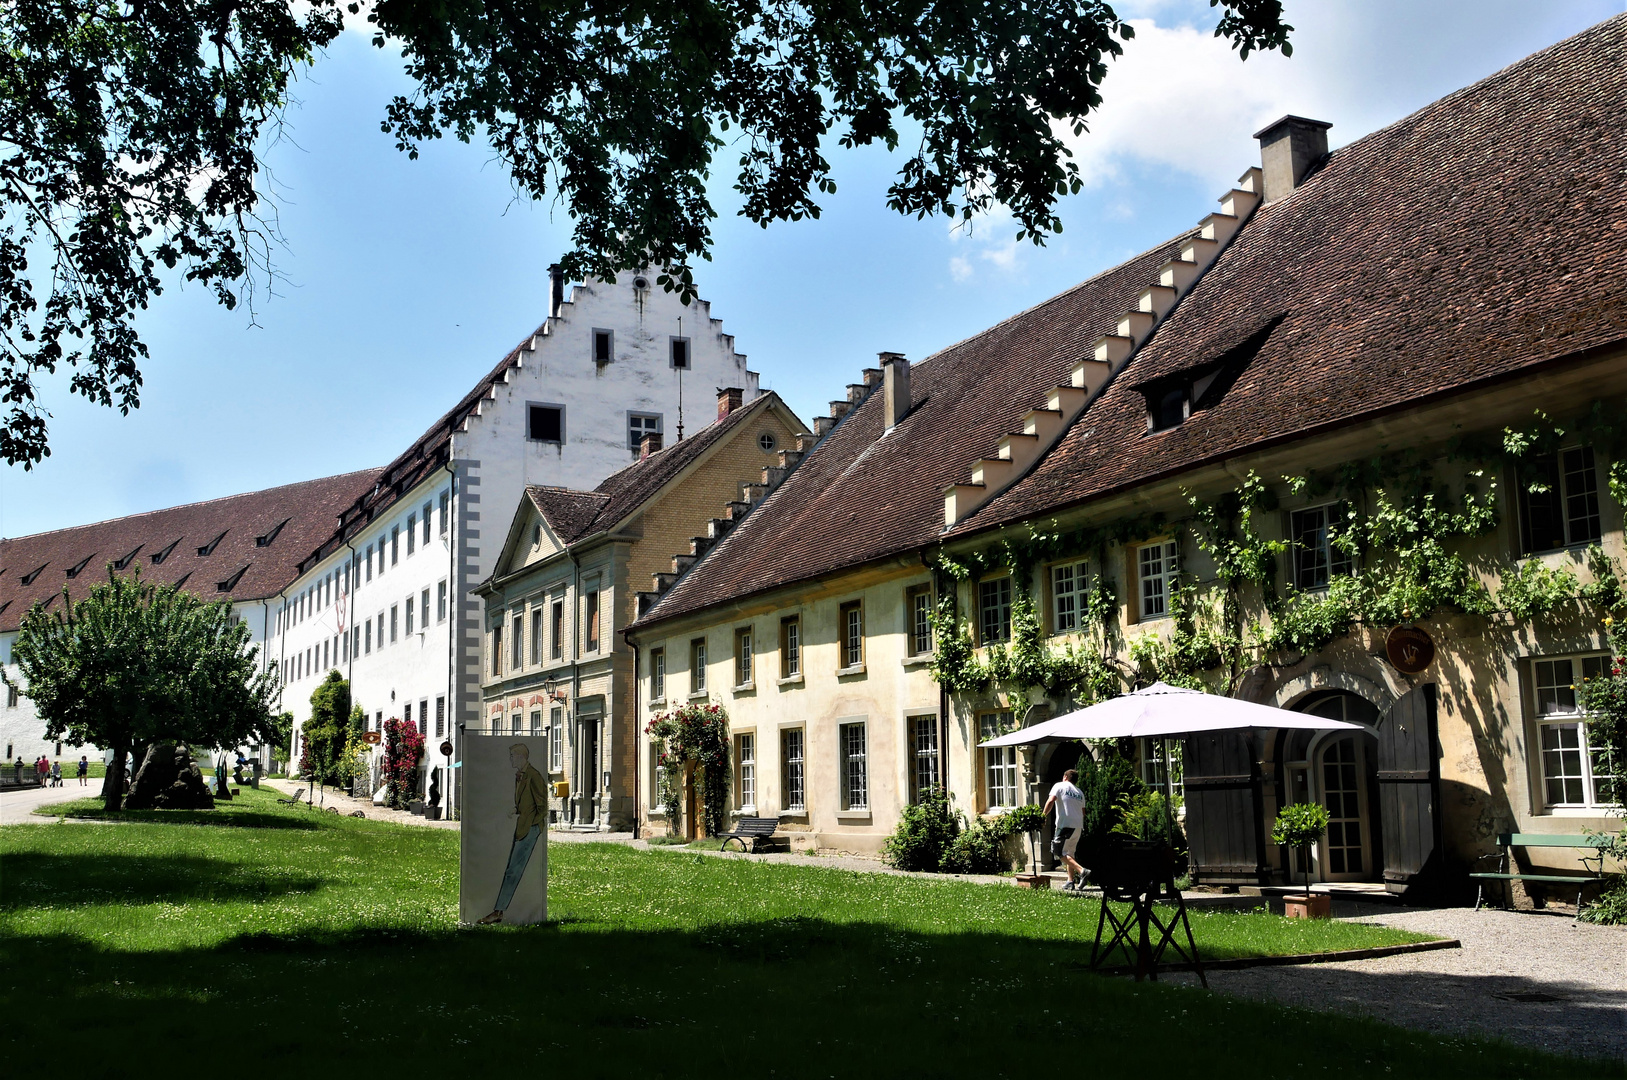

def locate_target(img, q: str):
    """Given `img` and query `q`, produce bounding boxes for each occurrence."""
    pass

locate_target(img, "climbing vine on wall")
[646,702,731,837]
[926,400,1627,703]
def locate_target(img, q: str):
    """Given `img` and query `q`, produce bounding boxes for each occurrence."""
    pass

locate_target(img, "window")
[512,713,523,736]
[530,608,544,666]
[840,722,868,810]
[1518,447,1602,554]
[529,404,565,443]
[365,543,374,580]
[422,503,432,545]
[1291,504,1353,590]
[670,337,690,369]
[530,709,542,736]
[1139,738,1184,797]
[628,412,661,454]
[352,626,360,658]
[1534,655,1617,808]
[406,597,415,635]
[377,613,385,649]
[593,328,614,364]
[437,580,448,623]
[585,586,601,652]
[780,616,800,677]
[980,711,1018,810]
[978,577,1012,644]
[650,648,666,700]
[491,623,503,676]
[407,514,416,555]
[690,638,707,693]
[421,588,430,630]
[435,696,446,738]
[549,708,564,771]
[735,627,753,686]
[391,526,400,566]
[511,613,523,670]
[907,585,934,655]
[551,598,565,660]
[1150,386,1189,432]
[7,685,19,708]
[839,601,863,669]
[736,733,756,810]
[1138,540,1179,620]
[1052,560,1088,633]
[365,621,372,654]
[390,604,399,643]
[782,729,806,812]
[910,714,941,801]
[438,490,450,537]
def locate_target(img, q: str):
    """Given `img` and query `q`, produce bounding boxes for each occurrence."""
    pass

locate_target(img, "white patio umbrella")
[977,682,1364,747]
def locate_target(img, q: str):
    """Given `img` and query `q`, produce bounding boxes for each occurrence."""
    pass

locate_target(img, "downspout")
[568,547,581,824]
[442,458,457,818]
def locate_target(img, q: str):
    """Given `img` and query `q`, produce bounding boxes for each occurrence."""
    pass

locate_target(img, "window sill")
[901,654,935,669]
[835,810,872,823]
[776,673,805,687]
[732,682,756,694]
[835,664,867,678]
[688,691,710,702]
[738,805,757,816]
[779,809,808,820]
[648,697,666,709]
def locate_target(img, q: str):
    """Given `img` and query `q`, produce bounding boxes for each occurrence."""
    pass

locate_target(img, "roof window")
[19,564,47,586]
[1134,313,1285,434]
[256,518,290,547]
[150,539,180,565]
[196,531,227,557]
[113,546,143,571]
[64,554,95,579]
[216,565,249,592]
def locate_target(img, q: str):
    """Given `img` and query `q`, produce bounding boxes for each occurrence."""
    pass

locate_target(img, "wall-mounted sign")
[439,740,455,758]
[364,731,382,745]
[1386,626,1435,674]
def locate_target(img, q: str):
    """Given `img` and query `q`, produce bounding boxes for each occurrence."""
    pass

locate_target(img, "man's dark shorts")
[1051,825,1079,860]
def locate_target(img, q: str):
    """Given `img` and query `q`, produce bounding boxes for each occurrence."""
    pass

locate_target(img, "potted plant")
[1006,804,1049,888]
[1271,801,1333,918]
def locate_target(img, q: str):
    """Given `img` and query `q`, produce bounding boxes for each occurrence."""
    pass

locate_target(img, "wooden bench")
[1470,833,1607,917]
[276,787,307,806]
[719,816,782,853]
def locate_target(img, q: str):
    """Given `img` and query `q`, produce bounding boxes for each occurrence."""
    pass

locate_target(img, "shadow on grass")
[0,919,1616,1077]
[35,798,328,831]
[0,852,323,910]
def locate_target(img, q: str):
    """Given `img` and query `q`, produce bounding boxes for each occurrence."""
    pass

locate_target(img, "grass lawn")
[2,791,1604,1077]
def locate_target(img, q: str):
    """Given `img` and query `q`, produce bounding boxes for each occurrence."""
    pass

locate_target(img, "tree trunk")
[104,738,130,812]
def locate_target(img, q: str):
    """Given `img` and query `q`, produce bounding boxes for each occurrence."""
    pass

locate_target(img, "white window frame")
[978,576,1012,644]
[736,732,756,811]
[980,711,1018,810]
[782,728,806,812]
[1051,559,1088,634]
[650,648,666,701]
[840,721,868,811]
[1518,446,1603,554]
[1138,539,1179,620]
[907,585,934,656]
[840,601,863,670]
[549,707,564,772]
[1532,654,1617,810]
[734,626,753,687]
[628,411,662,454]
[1139,737,1184,798]
[691,638,708,694]
[1290,503,1353,590]
[909,713,941,801]
[781,615,801,677]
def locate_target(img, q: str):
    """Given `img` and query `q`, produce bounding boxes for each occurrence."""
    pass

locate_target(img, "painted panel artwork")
[460,735,549,925]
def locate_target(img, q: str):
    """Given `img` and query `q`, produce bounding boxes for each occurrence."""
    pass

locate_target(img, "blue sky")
[2,0,1619,538]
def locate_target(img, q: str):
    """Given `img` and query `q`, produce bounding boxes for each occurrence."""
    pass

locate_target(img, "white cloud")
[945,206,1024,281]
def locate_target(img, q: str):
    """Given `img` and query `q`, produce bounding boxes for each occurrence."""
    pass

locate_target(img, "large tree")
[3,569,280,810]
[1,0,1289,465]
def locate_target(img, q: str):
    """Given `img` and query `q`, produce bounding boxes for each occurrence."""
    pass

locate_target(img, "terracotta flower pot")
[1283,892,1333,919]
[1014,873,1052,890]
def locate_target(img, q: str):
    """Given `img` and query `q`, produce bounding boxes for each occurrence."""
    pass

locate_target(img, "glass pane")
[1520,454,1566,552]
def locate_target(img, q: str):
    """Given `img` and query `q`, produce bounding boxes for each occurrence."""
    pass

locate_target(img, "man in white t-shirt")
[1044,769,1088,890]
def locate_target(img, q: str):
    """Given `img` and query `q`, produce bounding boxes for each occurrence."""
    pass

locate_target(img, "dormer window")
[1135,312,1285,434]
[19,564,47,586]
[64,554,95,579]
[150,539,180,565]
[1151,386,1190,432]
[256,518,290,547]
[113,546,143,571]
[216,565,249,592]
[196,531,227,557]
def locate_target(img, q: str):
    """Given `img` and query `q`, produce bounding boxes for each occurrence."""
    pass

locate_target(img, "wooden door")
[1182,730,1269,885]
[1374,684,1440,893]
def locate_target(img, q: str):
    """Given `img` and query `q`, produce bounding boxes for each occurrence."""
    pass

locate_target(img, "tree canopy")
[3,568,280,809]
[1,0,1290,465]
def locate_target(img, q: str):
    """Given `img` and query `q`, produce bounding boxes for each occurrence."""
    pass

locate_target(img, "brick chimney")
[881,352,910,431]
[717,387,744,419]
[1254,115,1331,202]
[548,263,566,318]
[639,431,664,459]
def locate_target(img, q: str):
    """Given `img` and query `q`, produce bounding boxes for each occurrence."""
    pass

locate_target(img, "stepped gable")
[961,15,1627,533]
[0,469,383,632]
[633,235,1191,627]
[528,392,784,546]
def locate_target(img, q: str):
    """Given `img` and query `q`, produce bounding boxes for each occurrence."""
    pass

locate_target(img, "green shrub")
[883,788,961,872]
[1073,740,1144,864]
[1112,791,1187,859]
[940,816,1010,874]
[1579,876,1627,925]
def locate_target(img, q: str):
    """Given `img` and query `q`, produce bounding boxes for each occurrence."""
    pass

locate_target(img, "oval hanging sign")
[439,740,454,758]
[364,731,382,745]
[1386,626,1435,674]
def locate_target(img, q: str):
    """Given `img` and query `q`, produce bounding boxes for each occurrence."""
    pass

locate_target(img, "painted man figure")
[477,743,549,924]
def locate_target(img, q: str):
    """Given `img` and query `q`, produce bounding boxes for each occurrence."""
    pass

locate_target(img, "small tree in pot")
[1006,803,1046,876]
[1271,801,1332,915]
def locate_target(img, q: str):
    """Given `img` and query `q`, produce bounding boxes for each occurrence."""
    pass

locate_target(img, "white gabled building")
[271,269,763,814]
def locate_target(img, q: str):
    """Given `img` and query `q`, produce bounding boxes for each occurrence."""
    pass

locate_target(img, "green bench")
[1470,833,1608,916]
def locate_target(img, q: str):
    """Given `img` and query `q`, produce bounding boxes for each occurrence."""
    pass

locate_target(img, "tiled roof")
[962,14,1627,532]
[634,236,1192,626]
[0,469,383,632]
[529,393,791,546]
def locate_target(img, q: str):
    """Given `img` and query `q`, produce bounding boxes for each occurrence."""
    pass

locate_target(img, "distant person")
[50,759,61,787]
[36,756,48,786]
[77,756,89,786]
[1045,768,1088,891]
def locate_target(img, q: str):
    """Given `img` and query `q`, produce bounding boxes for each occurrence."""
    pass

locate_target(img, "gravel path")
[1164,906,1626,1060]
